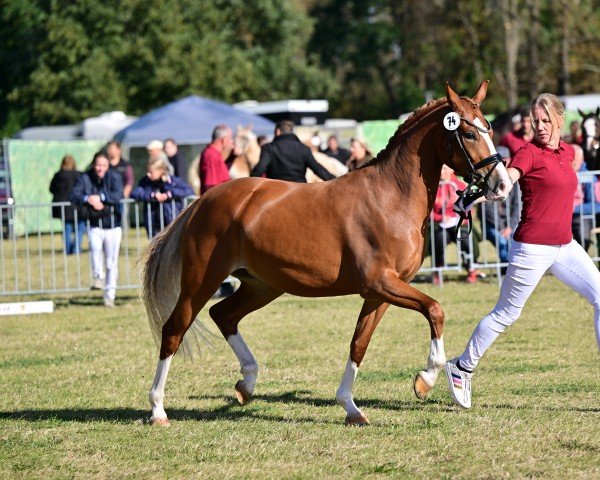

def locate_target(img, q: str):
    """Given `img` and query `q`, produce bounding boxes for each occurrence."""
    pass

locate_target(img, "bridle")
[445,112,505,238]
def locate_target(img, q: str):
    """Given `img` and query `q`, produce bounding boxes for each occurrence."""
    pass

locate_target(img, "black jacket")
[49,170,82,221]
[168,151,187,179]
[70,168,124,228]
[251,133,335,183]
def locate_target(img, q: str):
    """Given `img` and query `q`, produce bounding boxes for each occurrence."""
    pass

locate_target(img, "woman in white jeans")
[71,152,124,307]
[446,93,600,408]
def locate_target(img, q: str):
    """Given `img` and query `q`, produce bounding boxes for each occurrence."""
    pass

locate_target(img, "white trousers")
[88,226,122,301]
[459,239,600,371]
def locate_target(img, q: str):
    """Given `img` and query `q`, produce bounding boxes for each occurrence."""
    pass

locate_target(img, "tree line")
[1,0,598,137]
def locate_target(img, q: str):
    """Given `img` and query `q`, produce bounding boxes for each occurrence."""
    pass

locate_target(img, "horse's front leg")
[367,270,447,400]
[337,300,389,426]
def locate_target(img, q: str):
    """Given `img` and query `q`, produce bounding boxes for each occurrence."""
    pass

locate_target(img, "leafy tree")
[309,0,600,119]
[1,0,336,134]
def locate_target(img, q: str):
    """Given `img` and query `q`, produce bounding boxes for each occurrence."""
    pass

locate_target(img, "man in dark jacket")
[250,120,335,182]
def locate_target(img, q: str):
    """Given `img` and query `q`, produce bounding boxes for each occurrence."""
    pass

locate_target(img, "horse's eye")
[463,131,476,140]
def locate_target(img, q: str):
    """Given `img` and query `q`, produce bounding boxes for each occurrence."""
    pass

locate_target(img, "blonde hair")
[147,154,169,170]
[147,155,171,181]
[530,93,565,132]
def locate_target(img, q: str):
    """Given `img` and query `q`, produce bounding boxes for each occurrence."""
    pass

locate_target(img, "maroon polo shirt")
[511,140,576,245]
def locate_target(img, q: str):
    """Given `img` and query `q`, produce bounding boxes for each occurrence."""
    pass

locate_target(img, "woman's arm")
[507,166,521,184]
[473,166,521,206]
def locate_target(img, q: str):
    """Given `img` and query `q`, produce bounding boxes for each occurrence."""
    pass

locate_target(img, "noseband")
[446,114,505,238]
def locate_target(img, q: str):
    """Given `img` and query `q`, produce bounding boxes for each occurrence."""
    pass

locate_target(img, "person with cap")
[147,140,174,175]
[250,120,335,183]
[478,145,521,269]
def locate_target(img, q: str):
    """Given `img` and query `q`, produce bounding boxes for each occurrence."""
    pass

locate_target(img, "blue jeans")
[64,220,86,254]
[485,225,510,263]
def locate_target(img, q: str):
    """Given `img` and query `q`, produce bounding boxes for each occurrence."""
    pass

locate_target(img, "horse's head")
[229,126,261,179]
[234,125,258,155]
[579,108,600,160]
[444,81,513,201]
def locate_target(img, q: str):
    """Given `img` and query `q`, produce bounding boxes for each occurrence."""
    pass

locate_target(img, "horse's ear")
[446,82,460,110]
[472,80,489,105]
[578,109,586,118]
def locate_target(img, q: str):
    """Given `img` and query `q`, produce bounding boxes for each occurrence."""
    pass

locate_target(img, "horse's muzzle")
[485,163,513,200]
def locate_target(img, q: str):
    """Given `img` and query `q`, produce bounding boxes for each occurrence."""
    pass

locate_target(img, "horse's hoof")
[149,416,170,427]
[413,372,433,400]
[345,413,370,426]
[234,380,252,406]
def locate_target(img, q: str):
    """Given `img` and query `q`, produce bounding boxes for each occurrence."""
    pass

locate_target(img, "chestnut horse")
[142,81,513,426]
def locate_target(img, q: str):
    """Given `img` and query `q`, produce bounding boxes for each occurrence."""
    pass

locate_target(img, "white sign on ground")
[0,301,54,316]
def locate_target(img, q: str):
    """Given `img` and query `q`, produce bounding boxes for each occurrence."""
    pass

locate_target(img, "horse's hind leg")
[149,274,225,425]
[208,277,282,405]
[337,300,389,426]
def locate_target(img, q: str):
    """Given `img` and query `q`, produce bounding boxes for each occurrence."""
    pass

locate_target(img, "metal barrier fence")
[1,173,599,296]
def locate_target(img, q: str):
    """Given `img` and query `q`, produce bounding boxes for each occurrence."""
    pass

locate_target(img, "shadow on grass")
[52,294,140,308]
[3,390,596,425]
[0,390,449,425]
[190,389,448,411]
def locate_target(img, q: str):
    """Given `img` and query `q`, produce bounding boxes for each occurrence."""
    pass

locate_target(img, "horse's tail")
[140,202,214,359]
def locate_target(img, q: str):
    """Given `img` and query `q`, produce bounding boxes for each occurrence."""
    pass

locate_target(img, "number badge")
[443,112,460,131]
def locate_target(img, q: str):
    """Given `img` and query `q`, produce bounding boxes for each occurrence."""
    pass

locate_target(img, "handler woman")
[446,93,600,409]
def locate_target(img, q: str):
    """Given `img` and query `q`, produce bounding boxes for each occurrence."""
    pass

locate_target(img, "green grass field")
[0,276,598,479]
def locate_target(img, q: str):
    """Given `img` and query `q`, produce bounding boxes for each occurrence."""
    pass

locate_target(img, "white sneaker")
[103,298,115,308]
[91,278,104,290]
[445,357,472,409]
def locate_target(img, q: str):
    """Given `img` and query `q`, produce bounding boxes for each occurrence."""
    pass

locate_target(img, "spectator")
[478,146,520,269]
[199,124,234,195]
[131,156,194,238]
[147,140,174,175]
[49,155,86,254]
[572,144,598,252]
[562,119,583,146]
[251,120,335,182]
[106,141,134,198]
[322,134,351,165]
[164,138,187,179]
[256,135,269,148]
[346,137,373,171]
[71,152,124,307]
[305,133,348,182]
[431,165,481,285]
[500,107,533,158]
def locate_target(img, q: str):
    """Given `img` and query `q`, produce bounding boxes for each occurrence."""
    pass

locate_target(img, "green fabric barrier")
[7,139,105,235]
[361,120,402,156]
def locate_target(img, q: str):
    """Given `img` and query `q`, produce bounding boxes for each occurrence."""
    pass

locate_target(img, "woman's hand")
[88,194,104,211]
